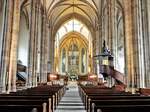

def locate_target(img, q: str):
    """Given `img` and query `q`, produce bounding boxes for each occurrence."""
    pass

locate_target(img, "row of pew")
[0,85,66,112]
[79,85,150,112]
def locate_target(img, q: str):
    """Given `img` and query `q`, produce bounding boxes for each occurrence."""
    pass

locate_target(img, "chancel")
[0,0,150,112]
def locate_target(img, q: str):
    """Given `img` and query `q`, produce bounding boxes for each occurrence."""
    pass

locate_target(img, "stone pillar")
[47,25,51,74]
[0,0,5,65]
[0,0,11,93]
[32,0,40,87]
[131,0,150,88]
[49,25,54,72]
[7,0,20,92]
[112,0,118,69]
[141,0,150,87]
[44,22,48,82]
[95,28,100,55]
[92,32,97,73]
[51,38,55,72]
[95,2,101,55]
[36,4,42,84]
[41,14,45,82]
[98,0,102,53]
[27,0,36,87]
[123,0,136,92]
[132,0,145,88]
[40,11,48,83]
[108,0,113,51]
[147,0,150,87]
[111,0,116,56]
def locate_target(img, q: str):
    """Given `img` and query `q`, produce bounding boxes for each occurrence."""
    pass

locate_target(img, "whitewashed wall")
[17,13,29,66]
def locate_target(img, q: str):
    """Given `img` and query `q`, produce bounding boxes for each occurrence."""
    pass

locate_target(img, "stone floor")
[55,81,86,112]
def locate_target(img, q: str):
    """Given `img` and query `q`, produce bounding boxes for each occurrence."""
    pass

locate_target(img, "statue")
[102,40,111,55]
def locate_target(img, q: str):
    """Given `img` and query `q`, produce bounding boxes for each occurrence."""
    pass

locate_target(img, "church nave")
[0,0,150,112]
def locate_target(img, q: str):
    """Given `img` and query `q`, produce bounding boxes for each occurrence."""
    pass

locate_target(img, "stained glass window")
[62,48,66,73]
[68,44,79,72]
[81,48,86,73]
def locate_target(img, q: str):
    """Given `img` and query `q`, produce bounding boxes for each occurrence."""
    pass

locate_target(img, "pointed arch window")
[68,43,79,73]
[62,48,66,73]
[81,48,86,73]
[57,19,91,41]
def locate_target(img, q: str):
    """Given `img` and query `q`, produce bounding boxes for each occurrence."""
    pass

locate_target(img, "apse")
[54,19,92,75]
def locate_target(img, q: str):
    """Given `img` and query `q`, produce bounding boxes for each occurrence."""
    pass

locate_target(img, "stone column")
[112,0,118,69]
[0,0,5,65]
[49,24,53,72]
[44,22,48,82]
[92,31,97,73]
[47,24,51,74]
[36,4,42,84]
[131,0,150,88]
[147,0,150,87]
[123,0,136,92]
[41,14,45,82]
[8,0,20,92]
[98,0,102,53]
[141,0,150,87]
[111,0,116,56]
[108,0,113,51]
[95,28,100,55]
[0,0,13,93]
[27,0,36,87]
[132,0,145,88]
[51,38,55,73]
[40,11,48,83]
[95,1,100,55]
[32,0,40,87]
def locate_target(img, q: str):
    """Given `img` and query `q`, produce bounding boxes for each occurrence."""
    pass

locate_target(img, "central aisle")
[55,81,86,112]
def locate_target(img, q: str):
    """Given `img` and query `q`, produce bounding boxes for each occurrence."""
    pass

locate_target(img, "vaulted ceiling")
[21,0,101,34]
[40,0,100,26]
[42,0,101,36]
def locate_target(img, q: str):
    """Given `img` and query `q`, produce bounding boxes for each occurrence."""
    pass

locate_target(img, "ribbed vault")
[41,0,100,31]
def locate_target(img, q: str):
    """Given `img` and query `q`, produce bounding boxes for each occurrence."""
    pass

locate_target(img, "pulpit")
[94,40,126,86]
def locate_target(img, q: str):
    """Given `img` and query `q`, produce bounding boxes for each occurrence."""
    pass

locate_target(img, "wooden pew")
[0,85,66,112]
[139,88,150,95]
[79,85,132,109]
[79,85,150,112]
[91,99,150,112]
[0,95,48,112]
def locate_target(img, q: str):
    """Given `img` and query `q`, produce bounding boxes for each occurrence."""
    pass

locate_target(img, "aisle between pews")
[55,81,86,112]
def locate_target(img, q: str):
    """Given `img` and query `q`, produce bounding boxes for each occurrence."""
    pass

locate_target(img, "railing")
[100,65,126,85]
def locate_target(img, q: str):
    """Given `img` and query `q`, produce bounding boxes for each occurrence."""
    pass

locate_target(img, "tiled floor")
[55,82,86,112]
